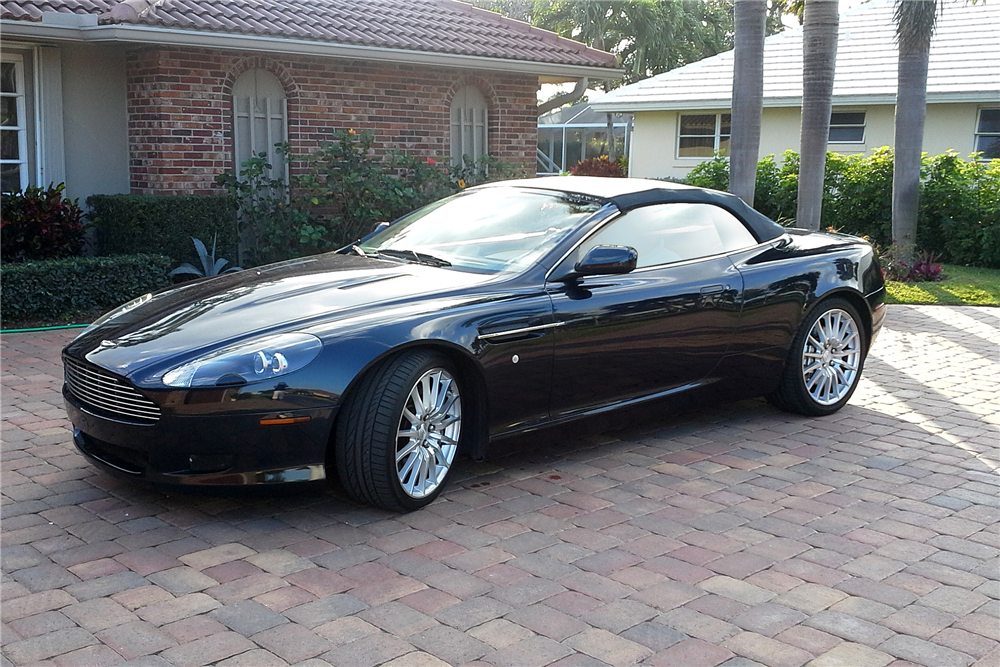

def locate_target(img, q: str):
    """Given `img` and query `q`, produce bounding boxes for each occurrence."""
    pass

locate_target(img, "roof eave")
[0,20,624,80]
[592,91,999,113]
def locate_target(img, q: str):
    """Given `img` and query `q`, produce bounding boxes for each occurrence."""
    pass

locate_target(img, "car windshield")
[359,187,603,274]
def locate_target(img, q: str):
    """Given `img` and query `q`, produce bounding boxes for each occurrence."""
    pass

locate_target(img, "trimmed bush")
[87,194,236,263]
[570,155,626,177]
[1,183,85,262]
[1,254,172,326]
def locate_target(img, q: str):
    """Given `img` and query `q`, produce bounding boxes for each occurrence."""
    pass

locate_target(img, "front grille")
[64,356,161,423]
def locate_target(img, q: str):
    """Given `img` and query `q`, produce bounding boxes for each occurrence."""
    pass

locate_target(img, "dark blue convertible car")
[63,177,886,510]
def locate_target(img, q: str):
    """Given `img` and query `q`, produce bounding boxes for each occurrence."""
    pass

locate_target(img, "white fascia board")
[0,20,624,81]
[592,92,998,113]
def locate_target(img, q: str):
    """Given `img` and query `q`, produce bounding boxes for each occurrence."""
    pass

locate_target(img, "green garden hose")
[1,324,89,334]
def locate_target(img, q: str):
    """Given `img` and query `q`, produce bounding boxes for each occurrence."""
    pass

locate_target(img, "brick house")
[0,0,620,200]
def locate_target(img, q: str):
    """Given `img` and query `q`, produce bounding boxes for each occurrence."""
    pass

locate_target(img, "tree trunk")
[796,0,839,231]
[729,0,766,206]
[607,113,617,161]
[892,0,937,250]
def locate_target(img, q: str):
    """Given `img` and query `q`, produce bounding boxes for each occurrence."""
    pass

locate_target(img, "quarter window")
[678,114,730,158]
[232,69,287,181]
[1,56,29,192]
[829,111,866,143]
[975,109,1000,159]
[450,86,488,166]
[580,203,756,269]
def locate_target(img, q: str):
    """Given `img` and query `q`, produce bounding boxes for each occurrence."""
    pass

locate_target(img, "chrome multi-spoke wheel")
[335,350,463,511]
[768,298,867,416]
[395,368,461,499]
[801,308,862,406]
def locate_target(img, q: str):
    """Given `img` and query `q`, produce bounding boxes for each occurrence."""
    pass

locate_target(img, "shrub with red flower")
[569,155,626,178]
[1,183,85,262]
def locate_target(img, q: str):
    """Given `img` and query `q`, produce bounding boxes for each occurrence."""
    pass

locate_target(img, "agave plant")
[170,235,242,278]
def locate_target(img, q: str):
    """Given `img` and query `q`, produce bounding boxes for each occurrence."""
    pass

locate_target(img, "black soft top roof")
[481,176,786,243]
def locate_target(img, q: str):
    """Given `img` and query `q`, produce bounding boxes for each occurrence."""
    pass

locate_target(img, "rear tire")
[768,298,866,416]
[335,350,462,511]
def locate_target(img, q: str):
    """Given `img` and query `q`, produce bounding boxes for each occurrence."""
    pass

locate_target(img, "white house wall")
[61,43,130,201]
[627,102,985,181]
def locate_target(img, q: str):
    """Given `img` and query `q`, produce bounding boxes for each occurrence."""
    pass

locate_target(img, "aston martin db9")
[63,177,885,510]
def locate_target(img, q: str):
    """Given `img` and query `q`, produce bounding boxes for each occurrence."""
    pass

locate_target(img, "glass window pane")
[1,63,15,94]
[1,97,17,126]
[720,114,732,135]
[583,202,755,268]
[830,112,865,125]
[978,109,1000,134]
[1,163,20,192]
[680,115,716,136]
[829,127,865,142]
[718,137,731,155]
[678,137,715,157]
[1,129,19,159]
[976,135,1000,159]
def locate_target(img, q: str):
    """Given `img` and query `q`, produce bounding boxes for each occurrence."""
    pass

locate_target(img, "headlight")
[74,293,153,339]
[162,333,322,388]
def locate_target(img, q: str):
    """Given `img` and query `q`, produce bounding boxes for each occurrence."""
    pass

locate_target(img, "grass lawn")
[886,264,1000,306]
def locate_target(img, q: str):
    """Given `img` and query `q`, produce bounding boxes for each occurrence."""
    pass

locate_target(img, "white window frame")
[1,53,30,192]
[450,86,488,166]
[676,113,730,159]
[975,107,1000,161]
[828,110,866,144]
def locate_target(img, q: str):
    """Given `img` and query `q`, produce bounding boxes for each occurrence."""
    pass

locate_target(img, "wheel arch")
[327,340,491,473]
[805,288,873,353]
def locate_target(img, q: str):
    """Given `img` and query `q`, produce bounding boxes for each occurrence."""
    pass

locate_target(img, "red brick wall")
[125,46,539,195]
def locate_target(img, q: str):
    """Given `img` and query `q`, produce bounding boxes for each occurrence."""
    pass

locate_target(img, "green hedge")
[87,194,236,263]
[685,148,1000,268]
[1,254,172,326]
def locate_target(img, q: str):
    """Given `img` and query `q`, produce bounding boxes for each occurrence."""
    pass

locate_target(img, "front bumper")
[65,385,337,487]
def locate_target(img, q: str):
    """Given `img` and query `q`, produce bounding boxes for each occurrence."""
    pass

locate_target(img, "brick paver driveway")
[2,304,998,667]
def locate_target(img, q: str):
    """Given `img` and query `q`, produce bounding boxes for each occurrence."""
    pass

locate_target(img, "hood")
[65,253,494,377]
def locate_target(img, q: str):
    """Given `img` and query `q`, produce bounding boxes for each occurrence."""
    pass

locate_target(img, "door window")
[577,203,757,269]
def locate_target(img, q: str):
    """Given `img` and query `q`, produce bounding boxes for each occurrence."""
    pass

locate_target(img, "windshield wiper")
[377,249,452,267]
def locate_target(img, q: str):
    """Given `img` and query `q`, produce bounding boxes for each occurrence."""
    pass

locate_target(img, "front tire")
[335,351,462,511]
[768,298,866,416]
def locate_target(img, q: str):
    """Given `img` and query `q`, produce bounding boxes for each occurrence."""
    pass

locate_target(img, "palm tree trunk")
[730,0,766,205]
[796,0,839,231]
[892,0,938,251]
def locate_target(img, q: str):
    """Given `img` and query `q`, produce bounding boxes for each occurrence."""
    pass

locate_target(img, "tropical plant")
[215,147,311,266]
[473,1,781,87]
[891,0,939,258]
[570,155,626,177]
[796,0,839,230]
[170,235,242,279]
[1,183,85,262]
[729,0,766,205]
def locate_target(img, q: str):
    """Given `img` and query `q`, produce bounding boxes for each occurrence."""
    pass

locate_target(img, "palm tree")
[729,0,767,205]
[892,0,939,253]
[796,0,839,230]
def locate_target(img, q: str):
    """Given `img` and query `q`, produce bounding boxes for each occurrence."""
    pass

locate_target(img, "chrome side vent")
[64,357,161,423]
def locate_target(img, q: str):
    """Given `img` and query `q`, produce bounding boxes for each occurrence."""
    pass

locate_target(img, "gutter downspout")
[537,77,588,116]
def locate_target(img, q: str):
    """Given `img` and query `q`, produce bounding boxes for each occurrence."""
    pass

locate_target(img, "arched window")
[450,86,488,166]
[232,68,287,180]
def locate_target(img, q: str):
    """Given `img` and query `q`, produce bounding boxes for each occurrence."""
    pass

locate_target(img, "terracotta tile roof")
[1,0,619,70]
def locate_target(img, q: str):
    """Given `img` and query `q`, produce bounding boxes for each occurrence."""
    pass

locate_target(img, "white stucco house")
[591,0,1000,181]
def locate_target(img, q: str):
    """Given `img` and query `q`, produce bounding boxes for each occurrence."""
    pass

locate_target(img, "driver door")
[545,203,751,419]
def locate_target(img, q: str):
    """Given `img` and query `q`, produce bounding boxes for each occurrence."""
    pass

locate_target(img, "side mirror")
[574,245,638,277]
